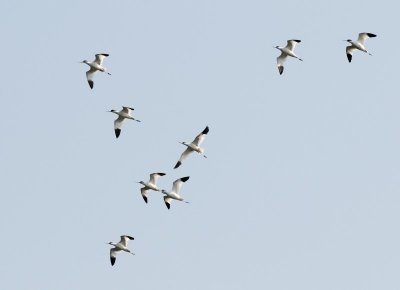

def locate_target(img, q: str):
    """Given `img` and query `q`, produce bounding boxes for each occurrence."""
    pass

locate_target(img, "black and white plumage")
[274,39,303,75]
[174,126,209,169]
[138,172,166,203]
[108,235,135,266]
[345,33,377,63]
[80,53,111,89]
[161,176,190,209]
[108,106,141,138]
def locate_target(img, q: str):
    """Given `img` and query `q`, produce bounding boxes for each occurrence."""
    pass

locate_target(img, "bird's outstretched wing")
[121,106,134,114]
[114,116,125,138]
[149,172,166,184]
[95,53,109,65]
[285,39,301,51]
[86,67,97,89]
[192,126,209,146]
[172,176,190,194]
[164,196,172,209]
[174,147,193,169]
[357,33,376,45]
[277,52,287,75]
[110,248,120,266]
[119,235,134,247]
[141,187,149,203]
[346,45,357,62]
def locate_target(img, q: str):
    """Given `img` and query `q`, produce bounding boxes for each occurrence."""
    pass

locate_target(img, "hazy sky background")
[1,0,399,289]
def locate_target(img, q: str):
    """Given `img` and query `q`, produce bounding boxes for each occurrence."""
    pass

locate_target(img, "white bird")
[80,53,111,89]
[174,126,209,169]
[108,106,141,138]
[107,235,135,266]
[345,33,377,63]
[161,176,190,209]
[138,172,166,203]
[274,39,303,75]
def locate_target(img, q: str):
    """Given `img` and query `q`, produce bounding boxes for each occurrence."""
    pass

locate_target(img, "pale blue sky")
[1,0,399,289]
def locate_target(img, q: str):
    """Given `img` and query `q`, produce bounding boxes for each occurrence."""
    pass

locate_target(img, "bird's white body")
[84,60,106,72]
[108,235,135,266]
[275,39,303,75]
[109,106,141,138]
[174,126,209,169]
[139,172,166,203]
[161,176,190,209]
[345,32,377,62]
[140,181,160,192]
[81,53,111,89]
[183,142,204,154]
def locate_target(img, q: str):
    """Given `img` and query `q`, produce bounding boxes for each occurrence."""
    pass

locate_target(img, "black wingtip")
[347,53,352,63]
[142,195,148,203]
[158,173,166,176]
[293,39,301,43]
[165,202,170,210]
[88,80,94,89]
[181,176,190,182]
[98,53,109,57]
[278,66,284,75]
[110,257,116,266]
[174,161,181,169]
[367,33,377,38]
[126,236,134,240]
[202,126,209,135]
[115,129,121,138]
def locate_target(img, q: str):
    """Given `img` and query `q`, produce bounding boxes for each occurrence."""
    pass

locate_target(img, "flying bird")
[345,32,377,62]
[108,235,135,266]
[108,106,141,138]
[161,176,190,209]
[274,39,303,75]
[80,53,111,89]
[138,172,166,203]
[174,126,209,169]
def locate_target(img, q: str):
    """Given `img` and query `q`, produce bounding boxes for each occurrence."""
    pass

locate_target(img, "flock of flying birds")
[80,55,209,265]
[79,31,376,266]
[274,32,377,74]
